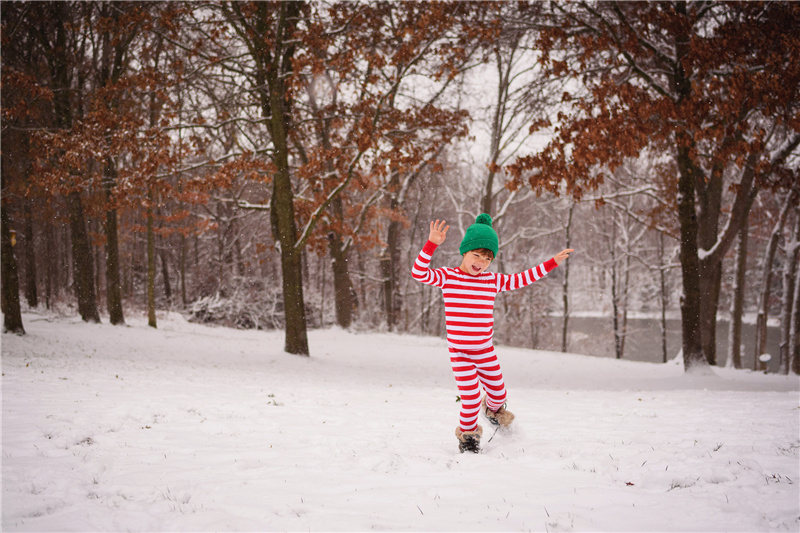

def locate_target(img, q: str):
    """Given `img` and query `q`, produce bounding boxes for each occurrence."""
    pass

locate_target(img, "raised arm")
[411,220,449,288]
[428,219,449,245]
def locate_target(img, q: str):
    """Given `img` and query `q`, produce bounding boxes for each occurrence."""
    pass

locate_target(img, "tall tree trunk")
[219,0,306,352]
[561,202,573,353]
[611,267,621,359]
[180,232,187,307]
[302,66,358,330]
[328,197,356,329]
[61,220,70,298]
[659,233,669,363]
[45,219,55,309]
[44,3,99,323]
[620,248,631,358]
[790,257,800,375]
[673,4,705,370]
[755,191,795,369]
[727,211,748,369]
[23,195,38,308]
[675,142,704,370]
[698,260,722,365]
[66,191,100,323]
[160,241,172,306]
[263,1,309,355]
[381,175,403,331]
[381,218,403,330]
[1,206,25,334]
[147,191,157,328]
[104,159,125,325]
[270,186,308,355]
[610,222,622,359]
[696,163,725,366]
[779,210,799,375]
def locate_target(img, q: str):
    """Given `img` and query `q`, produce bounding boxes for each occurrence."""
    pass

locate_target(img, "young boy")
[411,213,573,453]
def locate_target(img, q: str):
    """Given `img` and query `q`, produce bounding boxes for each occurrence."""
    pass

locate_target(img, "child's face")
[459,249,493,276]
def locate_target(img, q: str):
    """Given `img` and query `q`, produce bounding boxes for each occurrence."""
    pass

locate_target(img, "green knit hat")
[459,213,498,258]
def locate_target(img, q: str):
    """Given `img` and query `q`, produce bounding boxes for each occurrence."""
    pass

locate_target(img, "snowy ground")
[2,310,799,532]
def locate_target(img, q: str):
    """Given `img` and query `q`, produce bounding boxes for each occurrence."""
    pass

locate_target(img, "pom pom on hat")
[475,213,493,225]
[459,213,499,258]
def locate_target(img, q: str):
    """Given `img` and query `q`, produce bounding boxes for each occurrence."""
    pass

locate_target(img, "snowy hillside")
[2,311,798,532]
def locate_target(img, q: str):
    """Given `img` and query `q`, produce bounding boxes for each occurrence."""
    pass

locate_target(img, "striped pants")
[449,346,507,432]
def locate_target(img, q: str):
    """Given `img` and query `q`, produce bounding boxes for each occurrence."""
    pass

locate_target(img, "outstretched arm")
[497,248,575,292]
[554,248,574,266]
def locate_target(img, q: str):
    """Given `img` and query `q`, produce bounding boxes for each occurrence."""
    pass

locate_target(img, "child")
[411,213,573,453]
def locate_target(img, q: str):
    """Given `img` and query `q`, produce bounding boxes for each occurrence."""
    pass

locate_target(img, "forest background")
[1,1,799,374]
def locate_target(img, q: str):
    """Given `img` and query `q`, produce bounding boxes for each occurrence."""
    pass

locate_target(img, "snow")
[2,310,799,532]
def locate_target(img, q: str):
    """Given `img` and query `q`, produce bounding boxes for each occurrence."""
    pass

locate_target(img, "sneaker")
[482,396,515,427]
[455,425,483,453]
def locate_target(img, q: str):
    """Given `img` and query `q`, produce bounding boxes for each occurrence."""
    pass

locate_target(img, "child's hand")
[429,219,449,245]
[554,248,574,265]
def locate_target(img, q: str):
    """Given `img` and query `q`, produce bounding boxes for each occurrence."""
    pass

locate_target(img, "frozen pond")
[534,315,783,372]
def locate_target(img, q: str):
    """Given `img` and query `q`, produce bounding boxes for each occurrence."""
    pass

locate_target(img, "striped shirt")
[411,240,558,351]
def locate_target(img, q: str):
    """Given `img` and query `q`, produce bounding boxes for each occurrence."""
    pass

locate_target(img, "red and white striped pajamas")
[411,240,558,432]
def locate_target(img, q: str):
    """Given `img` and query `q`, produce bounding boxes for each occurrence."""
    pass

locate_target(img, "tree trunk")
[147,191,157,329]
[673,4,706,371]
[328,196,356,329]
[1,206,25,334]
[23,196,38,308]
[264,1,309,355]
[696,161,724,366]
[103,159,125,325]
[271,191,308,355]
[45,219,55,308]
[66,191,100,323]
[779,210,799,375]
[611,264,621,359]
[302,65,358,330]
[380,219,403,330]
[755,191,795,369]
[620,250,631,358]
[160,241,172,306]
[675,142,704,370]
[698,260,722,366]
[220,0,308,353]
[44,4,99,323]
[561,203,573,353]
[60,220,70,298]
[726,211,748,369]
[610,221,622,359]
[659,233,669,363]
[329,230,355,329]
[790,257,800,375]
[180,232,187,307]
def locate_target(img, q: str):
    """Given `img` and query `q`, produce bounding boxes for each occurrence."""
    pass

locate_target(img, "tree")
[755,190,798,368]
[93,1,150,326]
[560,202,573,353]
[175,1,485,352]
[1,2,45,334]
[726,212,748,369]
[293,2,486,330]
[1,205,25,335]
[779,208,800,374]
[208,1,309,354]
[510,1,800,370]
[478,2,560,218]
[17,1,103,323]
[791,256,800,375]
